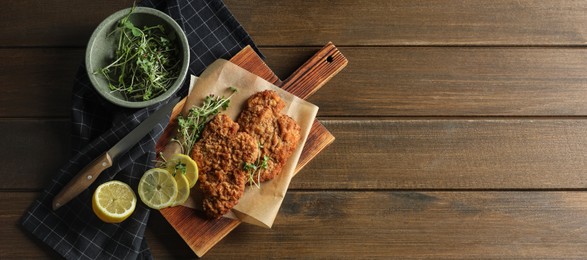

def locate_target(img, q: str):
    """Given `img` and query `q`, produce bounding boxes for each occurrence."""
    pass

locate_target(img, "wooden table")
[3,1,587,258]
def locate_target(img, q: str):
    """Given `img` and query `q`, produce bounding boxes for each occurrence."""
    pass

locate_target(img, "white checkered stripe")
[20,0,262,259]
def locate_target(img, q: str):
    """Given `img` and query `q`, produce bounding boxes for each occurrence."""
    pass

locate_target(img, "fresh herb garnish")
[155,152,168,167]
[244,142,271,188]
[175,87,238,154]
[96,6,181,101]
[172,161,187,177]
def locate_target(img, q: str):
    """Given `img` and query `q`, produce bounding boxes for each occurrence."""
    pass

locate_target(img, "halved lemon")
[166,153,198,188]
[92,180,136,223]
[171,173,190,207]
[138,168,178,210]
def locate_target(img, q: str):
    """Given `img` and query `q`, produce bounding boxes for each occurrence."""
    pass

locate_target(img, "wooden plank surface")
[4,0,587,47]
[5,191,587,259]
[8,118,587,190]
[0,0,133,47]
[227,0,587,46]
[4,0,587,258]
[0,49,77,117]
[268,47,587,116]
[8,47,587,117]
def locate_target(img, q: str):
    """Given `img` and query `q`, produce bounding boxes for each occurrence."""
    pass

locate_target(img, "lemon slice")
[138,168,178,210]
[166,153,198,188]
[92,180,136,223]
[171,173,190,207]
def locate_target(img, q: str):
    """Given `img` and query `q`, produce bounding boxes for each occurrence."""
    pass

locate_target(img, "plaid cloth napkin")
[20,0,262,259]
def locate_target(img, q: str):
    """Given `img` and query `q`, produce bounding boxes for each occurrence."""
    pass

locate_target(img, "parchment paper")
[161,59,318,228]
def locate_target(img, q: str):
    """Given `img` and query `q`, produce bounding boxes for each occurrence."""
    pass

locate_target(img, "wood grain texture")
[4,0,587,47]
[280,42,348,99]
[0,0,133,47]
[226,0,587,46]
[6,0,587,258]
[0,119,70,190]
[8,47,587,117]
[159,206,240,257]
[6,191,587,259]
[10,118,587,190]
[267,47,587,116]
[228,46,282,85]
[297,118,587,189]
[0,49,78,117]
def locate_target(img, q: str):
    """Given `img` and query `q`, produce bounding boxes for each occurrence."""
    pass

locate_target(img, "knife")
[52,97,180,210]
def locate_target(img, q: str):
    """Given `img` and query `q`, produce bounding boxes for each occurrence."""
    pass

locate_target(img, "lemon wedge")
[166,153,198,188]
[92,180,136,223]
[138,168,178,210]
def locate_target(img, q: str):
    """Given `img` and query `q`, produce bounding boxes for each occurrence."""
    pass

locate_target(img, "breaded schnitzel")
[190,114,258,218]
[237,90,301,183]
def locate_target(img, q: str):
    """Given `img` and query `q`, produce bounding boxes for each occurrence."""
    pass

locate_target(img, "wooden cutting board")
[156,42,348,257]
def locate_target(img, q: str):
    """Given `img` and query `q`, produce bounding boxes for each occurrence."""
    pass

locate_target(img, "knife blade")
[52,97,180,210]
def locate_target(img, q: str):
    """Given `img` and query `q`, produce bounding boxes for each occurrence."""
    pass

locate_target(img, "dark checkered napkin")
[20,0,262,259]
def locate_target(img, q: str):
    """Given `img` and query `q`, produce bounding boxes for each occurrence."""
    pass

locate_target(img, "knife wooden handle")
[52,152,113,210]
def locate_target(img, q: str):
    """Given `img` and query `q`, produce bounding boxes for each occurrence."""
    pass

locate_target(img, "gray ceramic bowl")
[85,7,189,108]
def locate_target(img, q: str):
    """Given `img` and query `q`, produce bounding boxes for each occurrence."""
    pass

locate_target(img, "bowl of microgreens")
[86,6,189,108]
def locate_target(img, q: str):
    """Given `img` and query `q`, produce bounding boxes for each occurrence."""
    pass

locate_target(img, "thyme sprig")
[96,6,180,101]
[175,87,238,154]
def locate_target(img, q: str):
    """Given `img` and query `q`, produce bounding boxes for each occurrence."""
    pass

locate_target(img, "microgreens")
[96,6,180,101]
[244,142,271,188]
[176,87,238,154]
[172,162,187,177]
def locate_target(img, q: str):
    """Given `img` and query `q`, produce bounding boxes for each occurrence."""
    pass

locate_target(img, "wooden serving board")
[156,42,348,257]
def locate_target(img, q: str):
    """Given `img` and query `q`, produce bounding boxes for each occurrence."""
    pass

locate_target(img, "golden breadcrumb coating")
[191,114,258,218]
[236,90,301,183]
